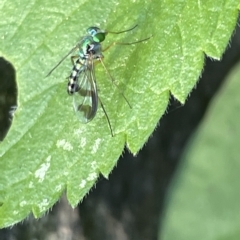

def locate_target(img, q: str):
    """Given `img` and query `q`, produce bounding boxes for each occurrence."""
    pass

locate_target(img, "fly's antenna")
[106,24,138,34]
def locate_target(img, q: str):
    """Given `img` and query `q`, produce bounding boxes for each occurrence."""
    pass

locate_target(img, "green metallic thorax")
[77,35,104,60]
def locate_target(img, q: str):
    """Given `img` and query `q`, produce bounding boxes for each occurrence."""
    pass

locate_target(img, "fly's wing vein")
[73,58,98,123]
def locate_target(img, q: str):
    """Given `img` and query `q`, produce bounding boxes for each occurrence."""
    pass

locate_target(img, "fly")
[46,25,152,136]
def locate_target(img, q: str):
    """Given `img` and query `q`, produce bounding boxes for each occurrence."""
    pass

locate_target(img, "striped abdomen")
[67,58,84,95]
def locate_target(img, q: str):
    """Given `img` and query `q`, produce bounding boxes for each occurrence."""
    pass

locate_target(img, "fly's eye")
[93,33,105,43]
[87,27,106,42]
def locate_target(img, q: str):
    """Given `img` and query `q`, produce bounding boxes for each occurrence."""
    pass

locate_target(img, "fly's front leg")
[71,55,79,66]
[93,55,104,67]
[65,55,79,79]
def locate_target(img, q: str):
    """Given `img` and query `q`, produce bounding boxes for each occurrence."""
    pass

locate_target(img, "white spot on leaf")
[20,201,27,207]
[56,139,73,151]
[35,156,51,182]
[87,172,97,181]
[55,184,63,192]
[38,198,50,212]
[91,138,101,154]
[91,161,97,170]
[80,179,86,188]
[13,210,18,215]
[79,137,86,148]
[74,128,83,136]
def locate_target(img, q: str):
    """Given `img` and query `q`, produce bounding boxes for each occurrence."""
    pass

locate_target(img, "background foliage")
[161,61,240,240]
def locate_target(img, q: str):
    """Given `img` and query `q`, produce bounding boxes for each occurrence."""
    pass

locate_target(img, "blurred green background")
[160,49,240,240]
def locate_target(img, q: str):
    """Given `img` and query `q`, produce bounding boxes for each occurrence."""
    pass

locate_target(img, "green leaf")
[0,0,239,227]
[160,62,240,240]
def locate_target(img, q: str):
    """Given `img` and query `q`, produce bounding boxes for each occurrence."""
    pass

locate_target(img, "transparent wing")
[72,58,98,123]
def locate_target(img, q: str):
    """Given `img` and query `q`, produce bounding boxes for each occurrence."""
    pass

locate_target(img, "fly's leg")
[99,96,114,137]
[71,55,79,66]
[99,57,132,109]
